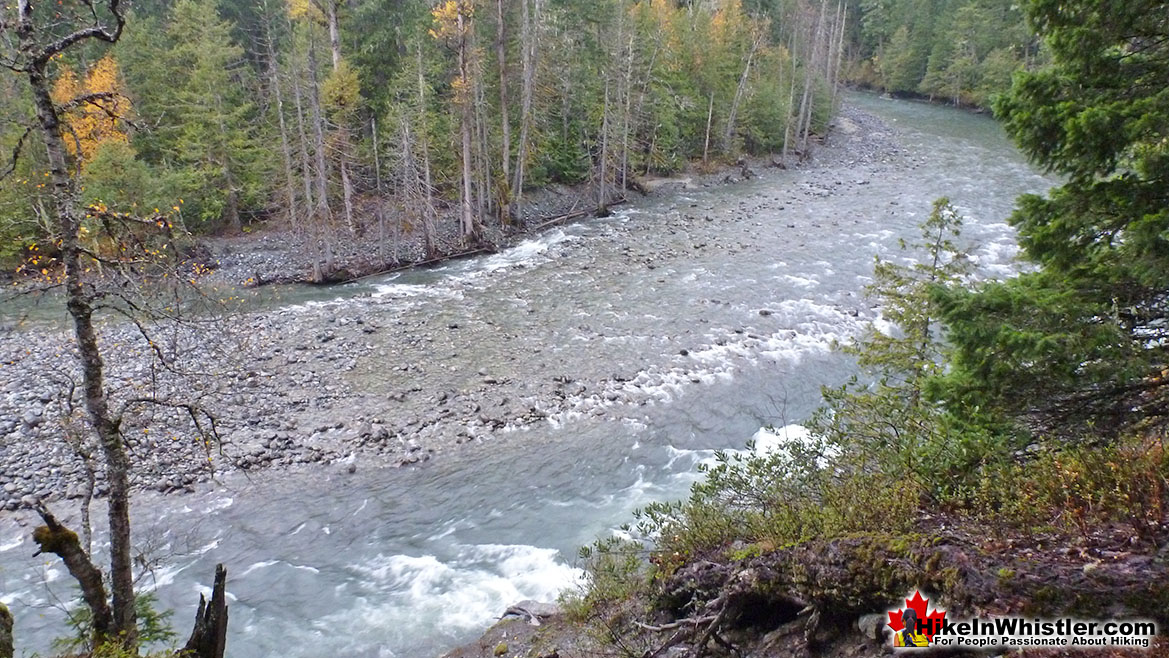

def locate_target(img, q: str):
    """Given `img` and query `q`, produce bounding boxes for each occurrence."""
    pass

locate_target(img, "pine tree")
[937,0,1169,437]
[164,0,263,231]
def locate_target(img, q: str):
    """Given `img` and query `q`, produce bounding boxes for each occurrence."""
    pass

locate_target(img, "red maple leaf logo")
[887,591,947,640]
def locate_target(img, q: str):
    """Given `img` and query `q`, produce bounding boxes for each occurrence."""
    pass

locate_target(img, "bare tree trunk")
[782,21,799,163]
[339,142,356,234]
[372,117,385,262]
[289,32,322,280]
[702,91,714,165]
[828,1,847,108]
[288,27,315,216]
[799,0,830,153]
[620,28,634,191]
[317,0,354,235]
[457,5,477,245]
[473,55,491,224]
[416,45,438,259]
[512,0,539,218]
[495,0,512,225]
[265,7,298,228]
[794,5,817,157]
[307,32,334,279]
[597,77,610,214]
[724,31,762,155]
[325,0,342,71]
[22,51,139,649]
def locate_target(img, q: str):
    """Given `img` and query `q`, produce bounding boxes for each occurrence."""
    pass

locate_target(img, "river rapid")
[0,93,1051,657]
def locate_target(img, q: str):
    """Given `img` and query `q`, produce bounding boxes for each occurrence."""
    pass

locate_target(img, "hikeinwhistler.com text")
[920,617,1157,649]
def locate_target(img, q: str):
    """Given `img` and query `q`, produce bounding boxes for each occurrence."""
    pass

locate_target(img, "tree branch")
[31,503,114,646]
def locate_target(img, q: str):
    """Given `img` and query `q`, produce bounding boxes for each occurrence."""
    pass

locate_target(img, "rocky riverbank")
[444,517,1169,658]
[0,102,907,514]
[200,152,766,289]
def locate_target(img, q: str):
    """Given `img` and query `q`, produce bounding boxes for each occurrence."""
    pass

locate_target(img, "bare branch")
[0,125,33,182]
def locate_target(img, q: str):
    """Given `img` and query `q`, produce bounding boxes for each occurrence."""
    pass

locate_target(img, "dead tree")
[181,564,229,658]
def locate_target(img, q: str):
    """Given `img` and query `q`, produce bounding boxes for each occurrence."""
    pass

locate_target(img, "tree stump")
[181,564,228,658]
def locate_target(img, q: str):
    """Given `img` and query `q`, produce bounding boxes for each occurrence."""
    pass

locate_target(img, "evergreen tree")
[164,0,264,231]
[936,0,1169,437]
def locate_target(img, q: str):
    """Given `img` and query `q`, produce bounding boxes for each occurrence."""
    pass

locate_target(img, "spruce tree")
[936,0,1169,437]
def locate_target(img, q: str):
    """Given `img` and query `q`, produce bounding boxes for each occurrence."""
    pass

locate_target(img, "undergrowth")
[567,200,1169,625]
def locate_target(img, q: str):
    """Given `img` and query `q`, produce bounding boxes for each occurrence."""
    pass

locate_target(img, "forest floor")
[0,102,900,515]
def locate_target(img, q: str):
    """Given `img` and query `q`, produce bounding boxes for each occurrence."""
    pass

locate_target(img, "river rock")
[501,600,562,626]
[857,613,887,640]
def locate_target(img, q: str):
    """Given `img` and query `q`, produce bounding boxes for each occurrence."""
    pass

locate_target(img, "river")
[0,92,1052,657]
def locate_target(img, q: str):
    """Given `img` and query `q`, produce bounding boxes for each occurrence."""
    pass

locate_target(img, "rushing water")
[0,93,1052,657]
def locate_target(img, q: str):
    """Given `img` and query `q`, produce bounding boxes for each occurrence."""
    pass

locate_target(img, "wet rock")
[857,613,886,640]
[21,410,43,428]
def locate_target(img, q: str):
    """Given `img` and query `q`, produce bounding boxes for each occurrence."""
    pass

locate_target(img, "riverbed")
[0,92,1052,657]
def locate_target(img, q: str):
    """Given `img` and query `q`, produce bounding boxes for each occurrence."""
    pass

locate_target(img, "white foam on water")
[370,281,440,299]
[0,534,23,553]
[240,560,281,577]
[871,315,898,337]
[663,445,719,471]
[479,229,576,273]
[204,497,234,513]
[328,544,582,652]
[777,272,820,288]
[751,424,812,456]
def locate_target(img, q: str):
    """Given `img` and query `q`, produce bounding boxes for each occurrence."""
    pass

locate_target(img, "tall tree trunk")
[724,32,762,155]
[828,1,847,108]
[372,117,385,262]
[597,77,610,214]
[307,33,334,279]
[782,21,799,163]
[473,55,491,223]
[416,45,438,259]
[512,0,539,217]
[322,0,354,234]
[325,0,342,71]
[620,26,634,191]
[799,0,830,153]
[265,9,298,227]
[339,140,356,234]
[702,91,714,165]
[23,56,138,651]
[457,5,476,244]
[287,24,316,218]
[495,0,512,225]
